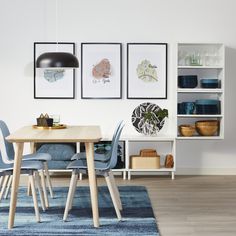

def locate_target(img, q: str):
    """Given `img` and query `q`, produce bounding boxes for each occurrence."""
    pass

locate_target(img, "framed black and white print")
[127,43,167,99]
[34,42,75,99]
[81,43,122,99]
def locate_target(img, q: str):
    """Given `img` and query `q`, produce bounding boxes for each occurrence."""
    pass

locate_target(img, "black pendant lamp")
[36,0,79,69]
[36,52,79,68]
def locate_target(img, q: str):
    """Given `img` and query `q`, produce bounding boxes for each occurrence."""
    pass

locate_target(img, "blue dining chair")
[71,121,124,162]
[0,150,46,222]
[63,121,125,221]
[0,120,53,208]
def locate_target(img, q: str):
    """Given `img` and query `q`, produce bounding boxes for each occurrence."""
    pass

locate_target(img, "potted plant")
[143,108,168,135]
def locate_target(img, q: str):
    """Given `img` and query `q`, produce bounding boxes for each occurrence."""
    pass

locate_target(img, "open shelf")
[177,114,223,118]
[177,88,223,93]
[178,66,223,69]
[177,136,223,140]
[129,168,174,172]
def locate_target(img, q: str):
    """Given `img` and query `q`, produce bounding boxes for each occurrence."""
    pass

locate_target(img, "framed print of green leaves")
[127,43,167,99]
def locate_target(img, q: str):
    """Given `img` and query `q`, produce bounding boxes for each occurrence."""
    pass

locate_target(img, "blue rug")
[0,186,159,236]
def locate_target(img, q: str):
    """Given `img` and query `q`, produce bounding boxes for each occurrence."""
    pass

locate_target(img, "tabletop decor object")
[32,124,67,130]
[36,113,53,127]
[34,42,76,99]
[132,102,168,135]
[127,43,167,99]
[81,43,122,99]
[35,114,66,129]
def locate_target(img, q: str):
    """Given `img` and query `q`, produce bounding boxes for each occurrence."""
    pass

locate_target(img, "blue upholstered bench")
[36,142,125,170]
[36,143,76,170]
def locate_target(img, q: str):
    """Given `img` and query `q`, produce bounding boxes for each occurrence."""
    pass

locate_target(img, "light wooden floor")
[20,175,236,236]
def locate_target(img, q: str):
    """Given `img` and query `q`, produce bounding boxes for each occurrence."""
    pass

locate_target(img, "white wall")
[0,0,236,174]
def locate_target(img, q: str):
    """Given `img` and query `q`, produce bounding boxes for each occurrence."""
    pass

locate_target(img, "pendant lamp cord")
[56,0,58,52]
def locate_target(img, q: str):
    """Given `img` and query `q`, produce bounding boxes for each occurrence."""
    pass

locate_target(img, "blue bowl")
[201,79,219,88]
[178,102,195,114]
[178,75,198,88]
[195,99,219,105]
[195,99,220,114]
[178,103,184,114]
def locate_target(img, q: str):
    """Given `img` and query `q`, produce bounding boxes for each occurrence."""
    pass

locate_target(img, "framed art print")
[81,43,122,99]
[34,42,75,99]
[127,43,167,99]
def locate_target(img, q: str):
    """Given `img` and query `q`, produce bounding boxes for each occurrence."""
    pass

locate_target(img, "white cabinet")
[177,43,225,139]
[102,136,176,180]
[125,136,176,180]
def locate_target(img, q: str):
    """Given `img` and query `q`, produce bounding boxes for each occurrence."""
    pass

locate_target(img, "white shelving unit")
[124,136,176,180]
[177,43,225,139]
[101,135,176,180]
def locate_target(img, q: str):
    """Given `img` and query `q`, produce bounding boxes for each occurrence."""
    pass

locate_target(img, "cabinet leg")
[123,171,126,180]
[128,171,131,180]
[171,172,175,180]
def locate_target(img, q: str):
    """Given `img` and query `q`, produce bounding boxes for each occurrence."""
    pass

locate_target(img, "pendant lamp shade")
[36,52,79,68]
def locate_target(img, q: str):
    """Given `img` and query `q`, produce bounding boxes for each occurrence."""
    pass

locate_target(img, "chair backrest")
[0,150,9,169]
[0,120,15,164]
[107,121,125,169]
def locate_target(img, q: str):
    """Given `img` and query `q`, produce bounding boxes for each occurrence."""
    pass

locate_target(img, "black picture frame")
[127,43,168,99]
[81,42,122,99]
[34,42,76,99]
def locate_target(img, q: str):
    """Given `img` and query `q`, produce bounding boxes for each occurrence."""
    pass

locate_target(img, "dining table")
[6,125,102,229]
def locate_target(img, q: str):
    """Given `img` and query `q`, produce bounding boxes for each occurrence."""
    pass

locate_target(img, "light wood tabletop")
[7,125,101,143]
[6,125,102,229]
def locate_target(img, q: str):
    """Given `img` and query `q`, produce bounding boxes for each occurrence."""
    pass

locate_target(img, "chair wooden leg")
[27,177,32,196]
[63,170,78,221]
[4,175,13,199]
[68,171,78,211]
[40,170,49,208]
[108,171,122,210]
[0,175,9,201]
[105,175,122,221]
[0,176,4,188]
[29,174,41,222]
[79,173,83,180]
[44,162,54,198]
[34,171,46,212]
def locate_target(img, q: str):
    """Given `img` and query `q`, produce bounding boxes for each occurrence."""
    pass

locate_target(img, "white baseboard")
[176,168,236,175]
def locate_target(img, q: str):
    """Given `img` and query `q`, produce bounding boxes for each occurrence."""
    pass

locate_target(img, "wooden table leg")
[8,142,24,229]
[85,142,99,228]
[27,142,36,196]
